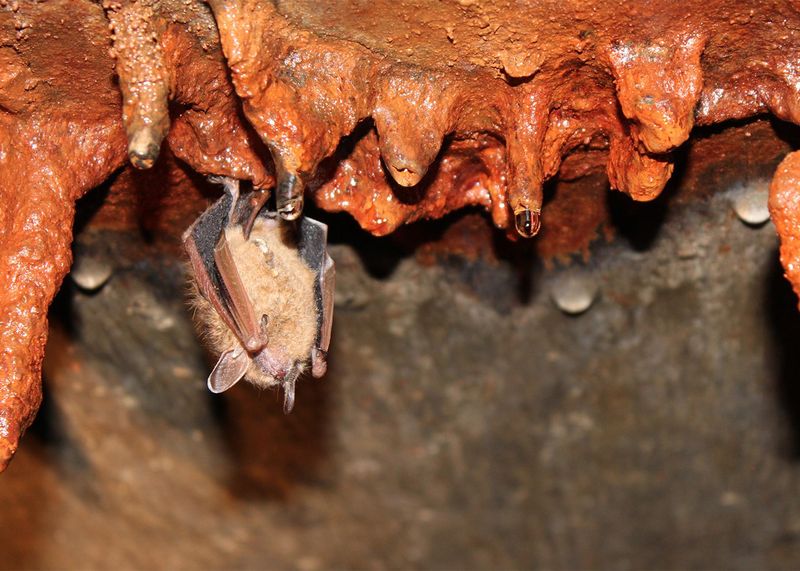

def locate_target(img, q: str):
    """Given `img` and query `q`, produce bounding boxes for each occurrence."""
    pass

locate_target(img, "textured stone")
[5,0,800,468]
[2,187,800,569]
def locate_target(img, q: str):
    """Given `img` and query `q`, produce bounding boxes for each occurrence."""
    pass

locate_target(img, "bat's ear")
[207,348,249,393]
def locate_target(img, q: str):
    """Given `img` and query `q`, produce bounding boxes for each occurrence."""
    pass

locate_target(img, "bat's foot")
[282,367,300,414]
[243,188,271,237]
[277,172,304,221]
[210,176,241,224]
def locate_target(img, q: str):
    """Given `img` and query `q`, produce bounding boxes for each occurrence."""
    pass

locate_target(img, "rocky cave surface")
[3,0,800,567]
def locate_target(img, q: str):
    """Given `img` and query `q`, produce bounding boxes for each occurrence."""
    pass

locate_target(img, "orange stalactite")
[2,0,800,468]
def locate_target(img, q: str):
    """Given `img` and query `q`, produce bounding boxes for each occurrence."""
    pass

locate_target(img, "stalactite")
[3,0,800,468]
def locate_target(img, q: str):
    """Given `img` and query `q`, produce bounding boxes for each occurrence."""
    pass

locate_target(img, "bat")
[183,177,335,413]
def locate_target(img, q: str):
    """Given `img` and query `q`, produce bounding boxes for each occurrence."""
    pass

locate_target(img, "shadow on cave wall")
[208,368,335,501]
[765,250,800,460]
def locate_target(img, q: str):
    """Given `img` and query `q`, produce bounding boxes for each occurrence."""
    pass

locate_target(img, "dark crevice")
[766,251,800,460]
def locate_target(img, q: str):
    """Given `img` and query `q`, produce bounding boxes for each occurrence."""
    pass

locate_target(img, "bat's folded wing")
[297,216,335,353]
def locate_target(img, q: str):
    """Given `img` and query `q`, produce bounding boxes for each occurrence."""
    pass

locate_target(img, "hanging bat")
[182,177,335,413]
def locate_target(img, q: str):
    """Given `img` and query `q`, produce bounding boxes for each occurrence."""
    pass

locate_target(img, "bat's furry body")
[193,217,317,388]
[183,178,335,412]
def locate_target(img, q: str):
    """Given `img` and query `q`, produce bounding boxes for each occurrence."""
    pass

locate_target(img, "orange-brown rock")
[0,0,269,469]
[104,0,171,169]
[0,1,127,469]
[3,0,800,468]
[771,152,800,306]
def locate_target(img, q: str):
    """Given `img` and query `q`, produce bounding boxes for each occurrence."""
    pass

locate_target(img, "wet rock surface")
[4,0,800,467]
[3,13,800,571]
[211,0,800,232]
[3,188,800,569]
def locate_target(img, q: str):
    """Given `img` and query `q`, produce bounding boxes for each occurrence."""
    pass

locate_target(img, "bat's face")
[184,179,335,413]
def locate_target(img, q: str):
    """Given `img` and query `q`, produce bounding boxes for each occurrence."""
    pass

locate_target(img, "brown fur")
[190,217,317,388]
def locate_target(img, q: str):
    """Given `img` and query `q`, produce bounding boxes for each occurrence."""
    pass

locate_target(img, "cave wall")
[2,185,800,569]
[4,0,800,468]
[3,0,800,567]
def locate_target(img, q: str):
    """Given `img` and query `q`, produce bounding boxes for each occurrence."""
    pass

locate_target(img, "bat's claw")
[210,176,240,224]
[243,314,269,353]
[311,347,327,378]
[244,314,269,352]
[243,188,271,238]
